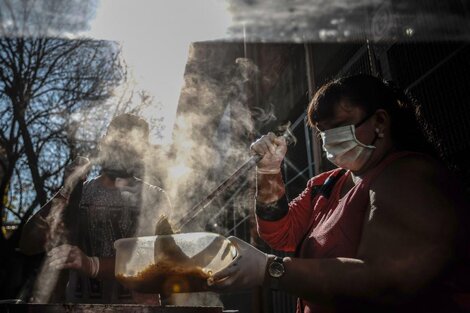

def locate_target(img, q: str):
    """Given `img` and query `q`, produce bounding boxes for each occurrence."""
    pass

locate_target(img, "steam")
[31,199,67,303]
[30,135,164,302]
[31,49,285,305]
[161,52,268,233]
[31,159,91,303]
[251,103,278,125]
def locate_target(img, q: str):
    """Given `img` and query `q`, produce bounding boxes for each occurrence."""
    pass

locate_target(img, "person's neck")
[351,145,398,181]
[98,173,116,188]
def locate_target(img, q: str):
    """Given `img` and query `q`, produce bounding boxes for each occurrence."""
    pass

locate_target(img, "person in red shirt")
[210,74,466,312]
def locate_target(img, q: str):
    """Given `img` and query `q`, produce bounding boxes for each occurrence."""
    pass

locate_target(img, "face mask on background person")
[320,114,379,171]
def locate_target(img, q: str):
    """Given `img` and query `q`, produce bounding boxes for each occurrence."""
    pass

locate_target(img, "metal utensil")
[176,125,296,230]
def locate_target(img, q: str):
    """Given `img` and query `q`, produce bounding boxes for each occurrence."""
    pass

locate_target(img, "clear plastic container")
[114,232,237,294]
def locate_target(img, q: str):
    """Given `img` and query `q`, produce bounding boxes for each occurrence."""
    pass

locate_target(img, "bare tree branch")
[0,36,125,236]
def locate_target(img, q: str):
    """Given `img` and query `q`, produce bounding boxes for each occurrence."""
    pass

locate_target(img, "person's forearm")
[20,220,48,255]
[256,172,285,204]
[255,172,289,223]
[275,257,397,305]
[20,195,66,255]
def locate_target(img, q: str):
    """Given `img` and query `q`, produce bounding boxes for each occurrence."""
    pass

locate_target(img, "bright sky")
[85,0,232,144]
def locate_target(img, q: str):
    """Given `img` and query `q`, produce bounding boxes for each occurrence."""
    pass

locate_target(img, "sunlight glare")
[86,0,232,144]
[168,164,192,180]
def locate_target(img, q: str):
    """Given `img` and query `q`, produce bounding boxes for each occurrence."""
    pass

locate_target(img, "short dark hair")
[107,113,149,138]
[307,74,436,155]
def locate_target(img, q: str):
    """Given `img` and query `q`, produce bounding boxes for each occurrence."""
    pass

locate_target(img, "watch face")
[269,259,285,278]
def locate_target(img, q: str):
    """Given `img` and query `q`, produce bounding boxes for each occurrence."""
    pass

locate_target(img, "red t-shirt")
[256,151,453,313]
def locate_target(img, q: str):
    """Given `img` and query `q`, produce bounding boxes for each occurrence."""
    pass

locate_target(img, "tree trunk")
[0,160,16,240]
[12,99,48,206]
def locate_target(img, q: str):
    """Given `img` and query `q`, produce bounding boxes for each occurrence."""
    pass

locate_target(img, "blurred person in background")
[210,74,467,312]
[20,113,171,304]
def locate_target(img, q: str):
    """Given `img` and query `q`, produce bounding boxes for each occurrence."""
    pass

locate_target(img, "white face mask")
[320,124,376,171]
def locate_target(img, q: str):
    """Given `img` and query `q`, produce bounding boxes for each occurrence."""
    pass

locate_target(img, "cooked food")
[116,215,218,294]
[116,261,211,294]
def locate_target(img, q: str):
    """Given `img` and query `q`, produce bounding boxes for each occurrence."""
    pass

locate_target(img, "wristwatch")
[268,256,285,289]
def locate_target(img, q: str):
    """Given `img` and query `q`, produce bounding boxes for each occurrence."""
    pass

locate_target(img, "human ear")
[373,109,390,132]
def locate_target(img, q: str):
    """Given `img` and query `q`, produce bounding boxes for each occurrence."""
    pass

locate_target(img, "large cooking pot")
[114,232,237,294]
